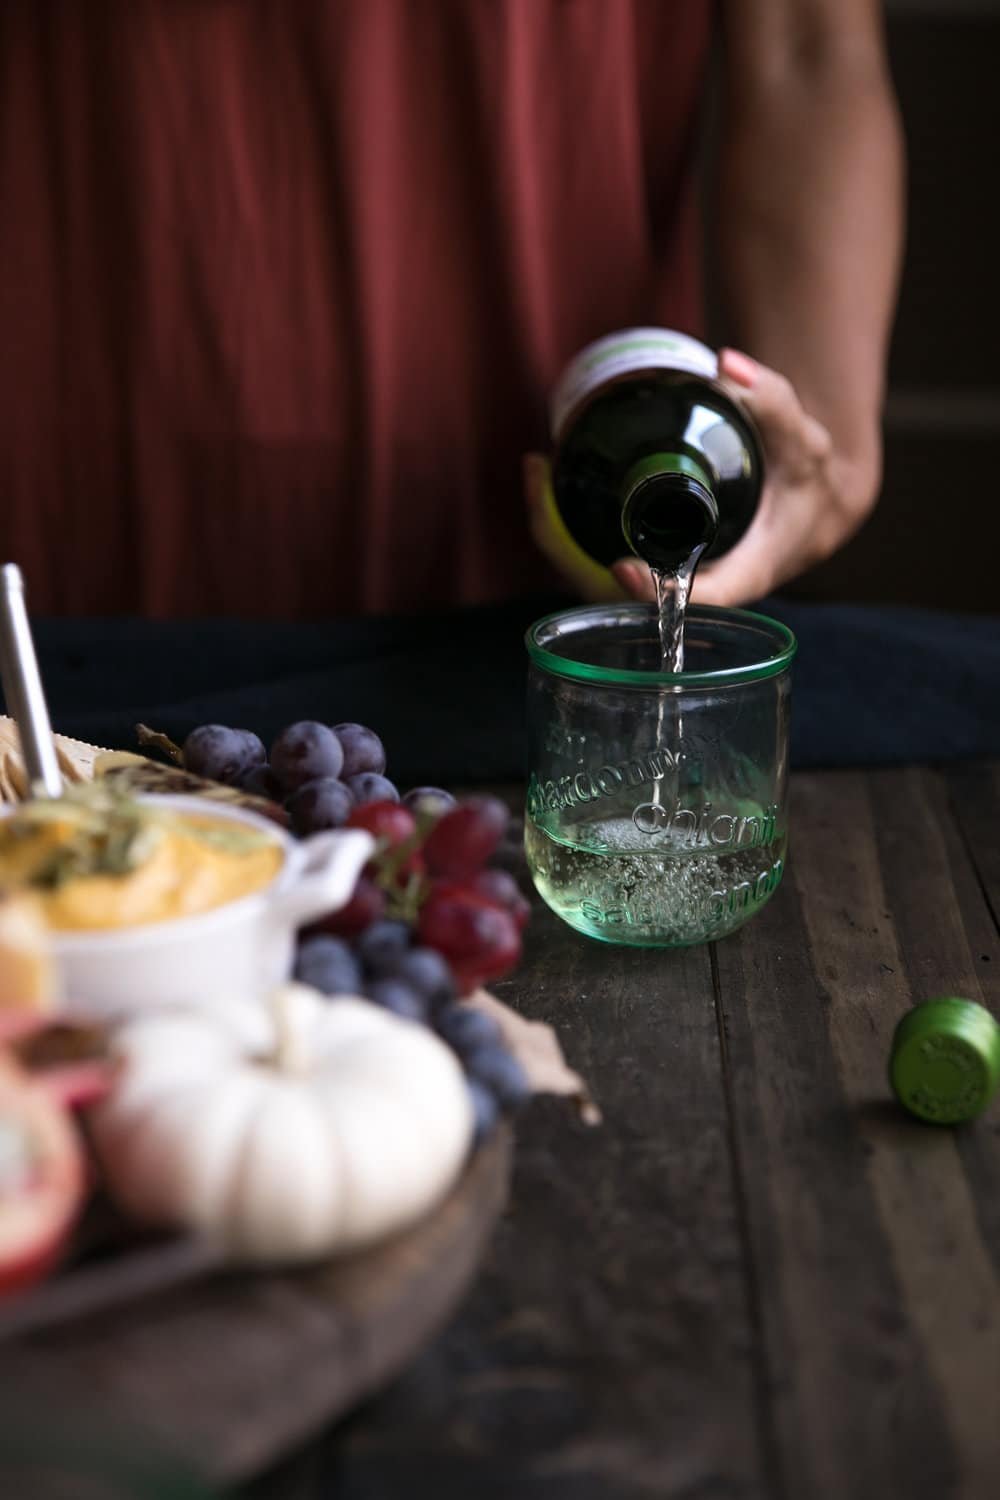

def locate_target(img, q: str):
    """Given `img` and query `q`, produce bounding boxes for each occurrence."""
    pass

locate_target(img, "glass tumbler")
[524,603,796,947]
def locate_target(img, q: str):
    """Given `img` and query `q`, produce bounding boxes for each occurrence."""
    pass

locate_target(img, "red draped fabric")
[0,1,711,616]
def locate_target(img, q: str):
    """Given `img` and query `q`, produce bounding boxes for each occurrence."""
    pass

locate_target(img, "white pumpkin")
[88,984,475,1262]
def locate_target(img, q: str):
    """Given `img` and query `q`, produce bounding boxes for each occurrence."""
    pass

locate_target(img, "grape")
[295,936,363,996]
[467,1079,499,1143]
[347,772,399,806]
[270,721,344,793]
[366,978,428,1024]
[346,800,416,847]
[436,1003,503,1058]
[422,797,510,879]
[387,947,455,1013]
[417,886,522,993]
[403,786,457,820]
[464,1045,531,1111]
[315,875,386,936]
[183,725,265,786]
[241,763,282,801]
[467,868,531,931]
[356,919,411,976]
[287,777,354,835]
[333,723,387,778]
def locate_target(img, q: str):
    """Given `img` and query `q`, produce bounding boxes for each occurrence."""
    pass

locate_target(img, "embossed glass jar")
[524,603,796,947]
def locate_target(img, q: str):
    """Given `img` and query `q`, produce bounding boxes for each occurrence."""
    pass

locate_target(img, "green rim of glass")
[525,603,797,688]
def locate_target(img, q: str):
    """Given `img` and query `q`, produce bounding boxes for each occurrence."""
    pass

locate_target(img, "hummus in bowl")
[0,786,373,1022]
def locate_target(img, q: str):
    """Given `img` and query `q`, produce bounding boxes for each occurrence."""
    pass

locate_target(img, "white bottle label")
[550,327,718,442]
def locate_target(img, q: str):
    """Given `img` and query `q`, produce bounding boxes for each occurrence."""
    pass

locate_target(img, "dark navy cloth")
[21,599,1000,786]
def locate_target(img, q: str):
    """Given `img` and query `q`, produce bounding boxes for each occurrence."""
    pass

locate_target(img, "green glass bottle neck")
[623,451,714,496]
[620,450,719,571]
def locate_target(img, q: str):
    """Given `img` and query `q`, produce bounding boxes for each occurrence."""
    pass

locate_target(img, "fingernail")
[720,349,759,388]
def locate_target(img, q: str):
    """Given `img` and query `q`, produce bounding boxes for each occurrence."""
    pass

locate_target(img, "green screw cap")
[890,997,1000,1124]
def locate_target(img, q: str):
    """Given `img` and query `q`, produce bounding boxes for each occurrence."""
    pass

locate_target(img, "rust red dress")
[0,1,710,617]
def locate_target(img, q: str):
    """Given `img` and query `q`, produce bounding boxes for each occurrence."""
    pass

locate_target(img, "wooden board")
[0,1125,511,1491]
[289,766,1000,1500]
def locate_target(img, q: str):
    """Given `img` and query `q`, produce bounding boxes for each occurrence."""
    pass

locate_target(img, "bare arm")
[526,1,905,605]
[664,0,907,603]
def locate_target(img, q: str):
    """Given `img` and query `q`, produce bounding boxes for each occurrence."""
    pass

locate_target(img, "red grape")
[467,868,531,931]
[417,885,521,993]
[346,800,417,848]
[312,876,386,937]
[421,797,509,879]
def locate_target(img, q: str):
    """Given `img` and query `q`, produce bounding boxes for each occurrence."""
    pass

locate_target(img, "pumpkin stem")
[269,986,311,1074]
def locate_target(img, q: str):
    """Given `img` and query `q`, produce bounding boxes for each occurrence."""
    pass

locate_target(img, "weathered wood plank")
[716,767,1000,1500]
[946,762,1000,935]
[0,1123,512,1489]
[318,884,768,1499]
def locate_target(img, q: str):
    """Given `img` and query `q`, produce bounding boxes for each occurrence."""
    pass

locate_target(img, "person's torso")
[0,0,711,616]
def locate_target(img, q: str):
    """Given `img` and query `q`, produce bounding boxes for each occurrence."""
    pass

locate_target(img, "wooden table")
[244,762,1000,1500]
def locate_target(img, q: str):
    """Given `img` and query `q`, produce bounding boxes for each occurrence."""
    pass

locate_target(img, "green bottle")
[547,328,764,576]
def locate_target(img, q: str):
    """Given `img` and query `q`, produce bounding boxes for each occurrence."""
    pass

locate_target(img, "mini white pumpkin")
[88,984,475,1262]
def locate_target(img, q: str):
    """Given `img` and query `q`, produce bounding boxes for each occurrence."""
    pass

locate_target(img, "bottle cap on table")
[889,997,1000,1124]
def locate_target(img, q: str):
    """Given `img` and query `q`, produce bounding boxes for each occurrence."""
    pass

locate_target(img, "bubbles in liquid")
[525,814,785,947]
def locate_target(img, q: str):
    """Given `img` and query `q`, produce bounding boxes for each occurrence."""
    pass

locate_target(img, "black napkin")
[22,597,1000,786]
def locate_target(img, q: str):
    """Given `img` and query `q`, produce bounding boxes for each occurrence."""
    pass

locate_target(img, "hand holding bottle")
[526,343,878,607]
[629,350,874,606]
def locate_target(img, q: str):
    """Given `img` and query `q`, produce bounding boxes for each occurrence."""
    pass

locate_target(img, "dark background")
[715,0,1000,615]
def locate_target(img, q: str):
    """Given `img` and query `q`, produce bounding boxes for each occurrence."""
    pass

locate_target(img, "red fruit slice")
[0,1055,85,1299]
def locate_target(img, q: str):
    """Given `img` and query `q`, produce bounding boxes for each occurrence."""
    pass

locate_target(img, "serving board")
[0,1125,512,1491]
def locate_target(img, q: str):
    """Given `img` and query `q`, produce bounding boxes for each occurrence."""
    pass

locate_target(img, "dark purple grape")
[346,772,399,806]
[241,763,282,801]
[356,919,411,976]
[295,936,363,997]
[366,978,429,1025]
[270,721,344,793]
[467,1078,500,1143]
[287,777,354,835]
[435,1003,503,1059]
[333,723,387,778]
[403,786,457,820]
[464,1045,531,1111]
[387,947,455,1013]
[183,725,265,786]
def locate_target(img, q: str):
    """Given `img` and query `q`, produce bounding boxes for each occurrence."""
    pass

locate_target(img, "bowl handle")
[271,829,374,930]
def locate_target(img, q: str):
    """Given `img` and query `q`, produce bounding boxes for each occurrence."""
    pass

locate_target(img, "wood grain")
[304,769,1000,1500]
[715,768,1000,1500]
[301,854,770,1499]
[0,1124,511,1489]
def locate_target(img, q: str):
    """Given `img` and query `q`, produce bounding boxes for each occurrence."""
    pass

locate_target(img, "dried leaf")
[98,757,288,828]
[135,724,184,764]
[468,989,601,1125]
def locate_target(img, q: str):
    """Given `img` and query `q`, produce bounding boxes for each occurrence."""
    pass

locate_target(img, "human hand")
[523,453,630,603]
[525,350,879,607]
[613,349,880,606]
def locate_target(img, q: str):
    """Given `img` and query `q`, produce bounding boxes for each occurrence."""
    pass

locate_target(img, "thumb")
[690,529,776,608]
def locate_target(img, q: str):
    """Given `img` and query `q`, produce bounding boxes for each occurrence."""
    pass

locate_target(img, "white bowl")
[23,795,375,1024]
